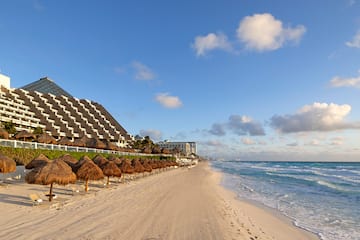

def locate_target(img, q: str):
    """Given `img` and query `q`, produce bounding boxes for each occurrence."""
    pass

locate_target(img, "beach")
[0,162,318,240]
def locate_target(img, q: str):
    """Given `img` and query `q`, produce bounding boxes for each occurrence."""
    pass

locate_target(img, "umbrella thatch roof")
[36,133,57,144]
[73,136,88,147]
[76,158,104,181]
[56,154,78,170]
[0,128,9,139]
[86,138,106,149]
[108,156,122,167]
[14,130,36,141]
[102,161,121,178]
[103,140,118,151]
[131,159,145,173]
[25,154,50,169]
[119,159,135,174]
[140,159,152,173]
[57,137,74,146]
[93,155,108,168]
[25,159,77,201]
[0,154,16,173]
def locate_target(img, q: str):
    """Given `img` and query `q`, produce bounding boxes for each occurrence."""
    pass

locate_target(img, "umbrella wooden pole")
[107,176,110,186]
[85,179,89,192]
[49,182,53,202]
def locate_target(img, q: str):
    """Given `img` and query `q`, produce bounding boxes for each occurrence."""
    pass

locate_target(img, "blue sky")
[0,0,359,161]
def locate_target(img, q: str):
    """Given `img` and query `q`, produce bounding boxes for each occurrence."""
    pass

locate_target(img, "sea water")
[210,161,360,240]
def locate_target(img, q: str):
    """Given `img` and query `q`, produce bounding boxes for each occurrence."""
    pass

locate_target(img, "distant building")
[157,141,197,156]
[0,74,133,147]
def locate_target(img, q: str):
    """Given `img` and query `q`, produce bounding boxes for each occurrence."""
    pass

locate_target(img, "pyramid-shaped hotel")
[0,74,133,147]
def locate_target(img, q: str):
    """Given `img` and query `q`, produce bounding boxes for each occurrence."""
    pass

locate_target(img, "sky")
[0,0,359,161]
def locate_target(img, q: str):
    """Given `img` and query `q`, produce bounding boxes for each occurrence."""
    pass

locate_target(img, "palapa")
[76,157,104,192]
[73,136,88,147]
[14,130,36,141]
[86,138,106,149]
[119,159,135,174]
[101,161,121,186]
[93,155,108,168]
[36,133,57,144]
[0,128,9,139]
[56,154,78,170]
[132,159,145,174]
[25,159,76,201]
[57,137,74,146]
[25,154,50,169]
[0,154,16,173]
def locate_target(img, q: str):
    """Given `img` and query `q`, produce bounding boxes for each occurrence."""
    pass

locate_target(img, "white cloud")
[346,31,360,48]
[139,129,162,141]
[132,61,155,80]
[236,13,306,51]
[155,93,183,109]
[330,74,360,88]
[241,137,256,145]
[192,32,232,56]
[270,102,360,133]
[208,115,265,136]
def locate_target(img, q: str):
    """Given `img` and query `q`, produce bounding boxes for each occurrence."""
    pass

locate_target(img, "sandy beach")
[0,162,318,240]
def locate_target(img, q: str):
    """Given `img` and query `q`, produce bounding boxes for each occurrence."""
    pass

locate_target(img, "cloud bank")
[155,93,183,109]
[237,13,306,51]
[209,115,265,136]
[330,74,360,88]
[270,102,360,133]
[192,32,232,56]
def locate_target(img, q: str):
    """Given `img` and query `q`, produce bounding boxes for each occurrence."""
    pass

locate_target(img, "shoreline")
[0,161,319,240]
[209,163,321,239]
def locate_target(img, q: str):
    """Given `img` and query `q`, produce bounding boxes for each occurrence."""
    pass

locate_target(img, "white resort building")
[157,141,197,156]
[0,74,133,147]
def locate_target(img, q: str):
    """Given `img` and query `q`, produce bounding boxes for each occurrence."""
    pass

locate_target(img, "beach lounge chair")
[29,193,43,206]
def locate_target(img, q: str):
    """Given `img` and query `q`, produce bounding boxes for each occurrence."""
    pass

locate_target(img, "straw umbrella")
[0,154,16,176]
[140,159,153,174]
[93,155,108,168]
[103,140,118,151]
[25,154,50,169]
[14,130,36,141]
[25,159,76,201]
[101,161,121,186]
[86,138,106,149]
[0,128,9,139]
[76,157,104,192]
[57,137,74,146]
[131,159,145,178]
[56,154,78,170]
[73,136,88,147]
[36,132,57,144]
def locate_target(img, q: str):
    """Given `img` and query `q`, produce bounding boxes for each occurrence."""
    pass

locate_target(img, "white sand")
[0,162,318,240]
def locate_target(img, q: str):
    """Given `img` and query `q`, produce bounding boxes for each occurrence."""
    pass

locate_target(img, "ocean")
[210,161,360,240]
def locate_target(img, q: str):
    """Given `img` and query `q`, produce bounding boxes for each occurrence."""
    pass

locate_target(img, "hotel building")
[0,74,132,147]
[157,141,197,156]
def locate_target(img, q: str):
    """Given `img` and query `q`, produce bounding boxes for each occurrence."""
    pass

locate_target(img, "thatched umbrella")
[36,133,57,144]
[86,138,106,149]
[119,159,135,174]
[93,155,108,168]
[108,156,122,167]
[73,136,88,147]
[102,140,118,151]
[140,159,153,173]
[57,137,74,146]
[76,157,104,192]
[25,154,50,169]
[0,128,9,139]
[0,154,16,174]
[14,130,36,141]
[56,154,78,170]
[25,159,76,201]
[101,161,121,186]
[131,159,145,178]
